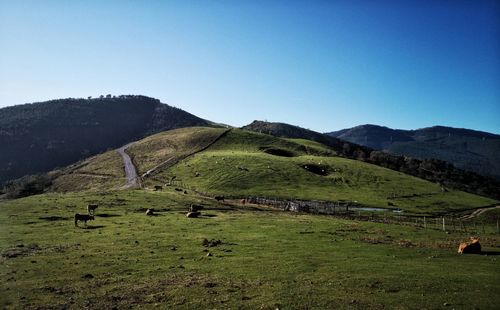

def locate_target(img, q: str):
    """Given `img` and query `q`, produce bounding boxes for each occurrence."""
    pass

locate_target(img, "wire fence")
[149,179,500,234]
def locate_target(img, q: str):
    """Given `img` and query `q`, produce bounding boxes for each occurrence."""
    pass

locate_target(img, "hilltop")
[0,95,210,185]
[326,124,500,180]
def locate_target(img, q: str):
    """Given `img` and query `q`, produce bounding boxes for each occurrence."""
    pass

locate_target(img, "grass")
[126,127,227,174]
[1,190,499,309]
[49,150,125,192]
[285,138,337,156]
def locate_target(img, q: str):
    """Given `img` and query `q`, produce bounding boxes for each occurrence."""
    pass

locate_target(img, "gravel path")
[117,144,139,188]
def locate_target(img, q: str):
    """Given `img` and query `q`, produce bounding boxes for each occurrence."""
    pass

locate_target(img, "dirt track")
[460,205,500,220]
[117,144,139,188]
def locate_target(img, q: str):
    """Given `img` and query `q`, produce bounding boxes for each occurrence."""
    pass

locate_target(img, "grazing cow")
[87,204,98,215]
[458,237,481,254]
[186,211,201,218]
[175,188,183,192]
[214,196,224,202]
[189,204,204,212]
[146,208,155,216]
[75,214,94,227]
[154,185,162,191]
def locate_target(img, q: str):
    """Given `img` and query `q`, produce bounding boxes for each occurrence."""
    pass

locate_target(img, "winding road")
[117,144,139,189]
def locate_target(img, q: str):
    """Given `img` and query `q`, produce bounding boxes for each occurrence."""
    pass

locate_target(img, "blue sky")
[1,0,499,133]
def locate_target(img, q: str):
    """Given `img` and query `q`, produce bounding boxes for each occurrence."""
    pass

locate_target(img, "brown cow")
[458,237,481,254]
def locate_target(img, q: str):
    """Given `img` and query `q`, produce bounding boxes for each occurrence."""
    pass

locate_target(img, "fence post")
[497,218,499,234]
[423,216,426,229]
[442,217,445,231]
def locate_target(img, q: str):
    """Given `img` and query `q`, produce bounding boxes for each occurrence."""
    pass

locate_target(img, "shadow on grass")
[39,216,68,221]
[209,205,272,212]
[95,213,121,218]
[77,225,106,230]
[481,251,500,256]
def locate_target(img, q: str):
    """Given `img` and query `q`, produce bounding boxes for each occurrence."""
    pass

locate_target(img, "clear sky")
[1,0,499,133]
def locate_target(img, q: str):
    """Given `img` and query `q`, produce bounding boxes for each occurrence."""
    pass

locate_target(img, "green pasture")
[1,190,499,309]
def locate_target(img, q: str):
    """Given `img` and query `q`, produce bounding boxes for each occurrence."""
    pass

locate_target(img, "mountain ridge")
[326,124,500,179]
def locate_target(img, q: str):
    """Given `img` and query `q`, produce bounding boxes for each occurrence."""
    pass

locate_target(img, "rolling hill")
[326,124,500,180]
[243,121,500,200]
[0,95,211,185]
[48,127,497,215]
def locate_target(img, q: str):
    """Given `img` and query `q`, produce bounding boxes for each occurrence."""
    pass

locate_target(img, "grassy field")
[1,190,499,309]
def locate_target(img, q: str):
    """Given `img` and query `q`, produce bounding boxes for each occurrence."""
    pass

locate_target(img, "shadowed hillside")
[326,124,500,180]
[0,95,210,185]
[243,121,500,200]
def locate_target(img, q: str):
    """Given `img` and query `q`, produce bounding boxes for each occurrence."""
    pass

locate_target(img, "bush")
[3,174,52,199]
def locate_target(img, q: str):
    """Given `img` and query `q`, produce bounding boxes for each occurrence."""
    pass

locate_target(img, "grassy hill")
[244,121,500,200]
[157,129,496,214]
[126,127,229,174]
[43,127,497,215]
[43,127,229,193]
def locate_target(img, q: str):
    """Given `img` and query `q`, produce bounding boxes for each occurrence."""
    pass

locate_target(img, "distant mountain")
[0,95,210,185]
[243,121,500,200]
[326,125,500,180]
